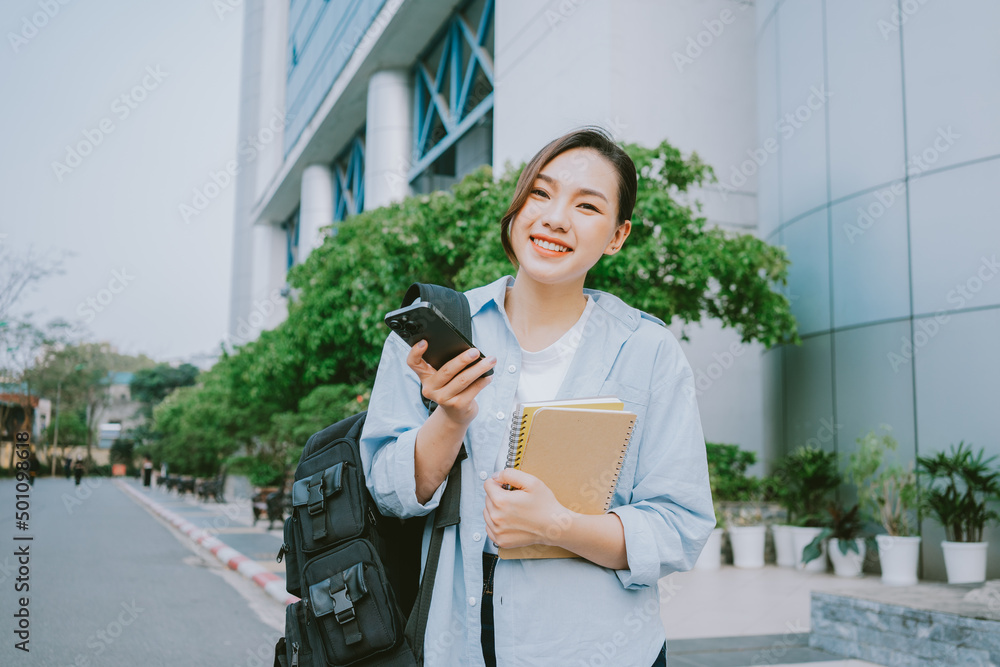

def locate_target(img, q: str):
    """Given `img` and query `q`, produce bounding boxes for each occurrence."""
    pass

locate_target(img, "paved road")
[0,476,284,667]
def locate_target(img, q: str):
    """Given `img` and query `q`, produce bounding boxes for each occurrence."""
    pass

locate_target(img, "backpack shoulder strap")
[400,282,474,418]
[399,283,469,664]
[402,282,473,340]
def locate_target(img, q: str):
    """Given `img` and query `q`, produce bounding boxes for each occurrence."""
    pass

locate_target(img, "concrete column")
[364,68,413,210]
[239,222,288,346]
[299,164,335,256]
[253,0,290,203]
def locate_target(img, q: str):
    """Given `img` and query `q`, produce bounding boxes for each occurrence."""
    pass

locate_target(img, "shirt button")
[473,532,482,541]
[479,471,488,480]
[496,411,504,420]
[507,364,516,373]
[468,596,477,607]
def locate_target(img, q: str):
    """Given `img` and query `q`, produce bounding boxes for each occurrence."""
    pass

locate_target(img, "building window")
[282,209,300,270]
[98,423,122,450]
[411,0,494,187]
[333,130,365,225]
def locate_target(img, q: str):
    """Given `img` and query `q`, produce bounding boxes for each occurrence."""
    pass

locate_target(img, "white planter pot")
[942,540,989,584]
[829,538,866,577]
[772,524,796,567]
[694,528,724,571]
[729,525,766,568]
[790,526,827,572]
[875,535,921,586]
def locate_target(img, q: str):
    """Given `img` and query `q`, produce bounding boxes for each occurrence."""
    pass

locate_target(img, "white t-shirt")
[484,295,595,554]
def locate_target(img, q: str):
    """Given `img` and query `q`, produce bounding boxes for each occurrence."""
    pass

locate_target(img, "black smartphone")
[384,302,494,377]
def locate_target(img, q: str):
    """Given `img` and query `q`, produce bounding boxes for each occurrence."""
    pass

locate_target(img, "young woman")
[361,128,715,666]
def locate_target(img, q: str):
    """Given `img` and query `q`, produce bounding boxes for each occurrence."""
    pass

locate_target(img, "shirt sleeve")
[359,333,449,519]
[609,359,717,590]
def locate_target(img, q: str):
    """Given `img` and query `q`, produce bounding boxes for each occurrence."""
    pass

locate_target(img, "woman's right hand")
[406,340,496,426]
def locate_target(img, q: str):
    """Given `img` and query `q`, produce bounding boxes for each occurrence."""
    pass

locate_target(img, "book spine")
[602,417,637,513]
[504,408,525,470]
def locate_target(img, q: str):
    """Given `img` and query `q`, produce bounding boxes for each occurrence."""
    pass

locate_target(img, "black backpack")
[273,284,469,667]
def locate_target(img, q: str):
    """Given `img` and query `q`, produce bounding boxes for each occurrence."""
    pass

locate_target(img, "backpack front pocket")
[302,539,401,666]
[279,515,303,598]
[292,461,365,553]
[284,600,315,667]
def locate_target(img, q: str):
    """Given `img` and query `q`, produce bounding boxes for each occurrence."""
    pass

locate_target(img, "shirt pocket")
[599,378,650,507]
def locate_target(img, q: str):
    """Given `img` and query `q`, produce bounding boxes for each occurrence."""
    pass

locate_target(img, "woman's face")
[510,147,631,288]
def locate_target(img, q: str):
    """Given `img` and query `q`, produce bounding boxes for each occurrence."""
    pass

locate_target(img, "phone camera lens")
[388,320,401,331]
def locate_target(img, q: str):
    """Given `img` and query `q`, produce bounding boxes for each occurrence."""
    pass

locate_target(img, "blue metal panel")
[411,0,494,180]
[409,93,493,181]
[285,0,388,155]
[283,208,300,270]
[332,131,366,222]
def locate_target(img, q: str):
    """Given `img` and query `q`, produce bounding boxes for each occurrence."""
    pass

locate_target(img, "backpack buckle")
[307,562,366,646]
[306,476,325,516]
[331,586,355,625]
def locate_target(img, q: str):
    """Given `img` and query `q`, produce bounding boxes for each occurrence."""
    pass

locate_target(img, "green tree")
[150,367,251,476]
[130,363,199,418]
[29,343,156,466]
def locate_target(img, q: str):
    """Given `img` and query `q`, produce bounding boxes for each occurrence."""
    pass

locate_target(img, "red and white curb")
[116,480,299,606]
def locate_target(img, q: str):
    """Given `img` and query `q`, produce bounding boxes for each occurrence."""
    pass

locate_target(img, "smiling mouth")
[531,237,571,253]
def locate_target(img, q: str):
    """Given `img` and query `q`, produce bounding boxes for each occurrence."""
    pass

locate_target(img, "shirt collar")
[464,275,665,330]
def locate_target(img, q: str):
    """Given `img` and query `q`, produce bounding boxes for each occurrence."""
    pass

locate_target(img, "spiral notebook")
[498,404,637,560]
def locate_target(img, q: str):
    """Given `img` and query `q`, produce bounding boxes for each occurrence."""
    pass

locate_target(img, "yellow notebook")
[498,405,637,560]
[505,397,624,471]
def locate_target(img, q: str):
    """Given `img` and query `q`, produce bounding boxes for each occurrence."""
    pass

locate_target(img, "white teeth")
[532,238,570,252]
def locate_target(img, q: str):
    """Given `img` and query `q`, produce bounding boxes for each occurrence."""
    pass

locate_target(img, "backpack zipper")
[290,642,299,666]
[276,543,287,563]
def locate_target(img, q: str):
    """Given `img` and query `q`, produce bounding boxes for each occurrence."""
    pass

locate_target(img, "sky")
[0,0,245,368]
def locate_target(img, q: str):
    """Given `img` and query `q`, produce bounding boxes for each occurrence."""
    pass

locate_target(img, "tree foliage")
[152,138,800,476]
[130,363,200,418]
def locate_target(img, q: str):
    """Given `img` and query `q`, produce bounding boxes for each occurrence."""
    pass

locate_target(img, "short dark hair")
[500,127,637,265]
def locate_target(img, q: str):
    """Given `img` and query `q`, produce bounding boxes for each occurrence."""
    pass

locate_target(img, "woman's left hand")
[483,469,575,549]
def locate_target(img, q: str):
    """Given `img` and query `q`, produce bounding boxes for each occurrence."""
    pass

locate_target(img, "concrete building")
[228,0,999,579]
[758,0,1000,579]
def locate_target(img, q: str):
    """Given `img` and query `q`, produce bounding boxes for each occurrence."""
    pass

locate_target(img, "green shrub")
[918,442,1000,543]
[773,446,841,527]
[705,443,759,502]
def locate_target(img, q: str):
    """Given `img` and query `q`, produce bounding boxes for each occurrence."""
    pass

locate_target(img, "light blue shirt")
[360,275,716,666]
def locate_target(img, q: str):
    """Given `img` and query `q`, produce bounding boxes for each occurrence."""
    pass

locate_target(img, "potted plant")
[801,504,875,577]
[846,427,920,585]
[694,443,727,571]
[763,473,795,567]
[727,502,767,568]
[918,442,1000,584]
[705,443,765,568]
[775,445,841,572]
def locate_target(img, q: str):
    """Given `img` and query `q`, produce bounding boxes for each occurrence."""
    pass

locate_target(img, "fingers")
[423,355,496,406]
[484,484,498,510]
[483,507,498,541]
[405,340,434,377]
[496,468,534,490]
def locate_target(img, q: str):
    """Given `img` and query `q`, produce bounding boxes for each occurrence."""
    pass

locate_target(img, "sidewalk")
[660,567,889,666]
[116,478,294,605]
[117,478,885,666]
